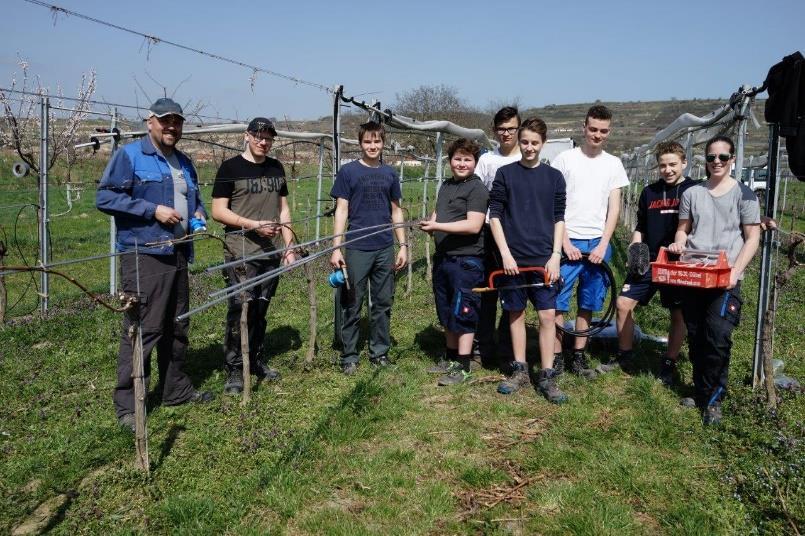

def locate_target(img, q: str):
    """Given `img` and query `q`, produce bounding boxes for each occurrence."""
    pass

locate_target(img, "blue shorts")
[432,255,485,334]
[556,237,612,313]
[499,271,558,312]
[620,271,682,309]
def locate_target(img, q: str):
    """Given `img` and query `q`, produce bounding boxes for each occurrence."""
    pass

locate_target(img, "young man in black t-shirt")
[211,117,297,394]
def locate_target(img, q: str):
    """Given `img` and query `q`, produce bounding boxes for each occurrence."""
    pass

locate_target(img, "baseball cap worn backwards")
[247,117,277,136]
[149,98,185,120]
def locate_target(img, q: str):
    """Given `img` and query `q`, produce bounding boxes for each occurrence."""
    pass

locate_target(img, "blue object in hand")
[328,269,346,288]
[189,217,207,233]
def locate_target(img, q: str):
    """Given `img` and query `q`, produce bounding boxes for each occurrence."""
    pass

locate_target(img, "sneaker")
[569,351,598,380]
[427,359,451,374]
[679,397,697,408]
[553,352,565,376]
[341,362,358,376]
[224,368,244,395]
[702,404,722,426]
[596,350,633,374]
[536,368,568,405]
[497,362,530,395]
[251,360,281,381]
[118,413,136,433]
[657,358,677,387]
[370,355,391,367]
[437,362,470,386]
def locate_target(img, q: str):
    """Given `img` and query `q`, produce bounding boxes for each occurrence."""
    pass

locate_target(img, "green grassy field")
[0,151,803,534]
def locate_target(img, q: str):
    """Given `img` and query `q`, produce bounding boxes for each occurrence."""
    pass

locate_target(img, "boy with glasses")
[211,117,298,394]
[330,121,408,375]
[471,107,521,369]
[551,105,629,377]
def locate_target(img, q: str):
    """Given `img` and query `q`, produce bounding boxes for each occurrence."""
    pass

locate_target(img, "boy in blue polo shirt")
[330,121,408,375]
[489,118,568,403]
[420,138,489,386]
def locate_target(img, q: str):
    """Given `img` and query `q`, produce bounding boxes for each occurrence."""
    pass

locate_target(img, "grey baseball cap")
[247,117,277,136]
[148,98,185,120]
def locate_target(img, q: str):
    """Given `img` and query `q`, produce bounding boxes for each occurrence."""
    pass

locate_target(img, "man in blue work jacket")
[97,97,213,432]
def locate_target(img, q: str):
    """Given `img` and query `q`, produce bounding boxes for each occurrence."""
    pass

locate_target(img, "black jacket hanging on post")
[764,51,805,181]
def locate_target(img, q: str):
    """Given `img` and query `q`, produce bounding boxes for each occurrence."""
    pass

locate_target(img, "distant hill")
[295,98,771,157]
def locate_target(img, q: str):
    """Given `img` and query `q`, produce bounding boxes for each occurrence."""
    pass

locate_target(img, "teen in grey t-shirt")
[669,136,761,427]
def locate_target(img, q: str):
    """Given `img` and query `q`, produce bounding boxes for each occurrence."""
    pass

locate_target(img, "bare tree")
[395,84,487,127]
[0,56,96,184]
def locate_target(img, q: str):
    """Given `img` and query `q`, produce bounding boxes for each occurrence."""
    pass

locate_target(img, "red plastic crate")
[651,247,731,289]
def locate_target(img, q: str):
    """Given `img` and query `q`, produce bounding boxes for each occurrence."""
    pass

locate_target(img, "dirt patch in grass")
[457,460,547,519]
[481,416,551,450]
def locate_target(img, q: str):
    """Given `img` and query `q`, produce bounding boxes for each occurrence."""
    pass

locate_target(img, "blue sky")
[1,0,802,122]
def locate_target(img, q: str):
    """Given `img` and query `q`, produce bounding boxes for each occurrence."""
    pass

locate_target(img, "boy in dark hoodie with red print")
[608,141,697,385]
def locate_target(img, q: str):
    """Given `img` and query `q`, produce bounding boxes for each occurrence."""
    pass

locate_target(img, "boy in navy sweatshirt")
[489,118,568,403]
[607,141,697,385]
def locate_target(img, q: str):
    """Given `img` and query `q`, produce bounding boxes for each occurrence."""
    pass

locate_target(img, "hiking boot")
[185,390,215,404]
[251,360,281,381]
[437,362,471,386]
[702,404,722,426]
[552,352,565,376]
[224,368,244,395]
[497,362,530,395]
[427,359,452,374]
[118,413,136,433]
[679,397,697,408]
[370,355,391,368]
[537,368,568,405]
[165,390,215,406]
[569,351,597,379]
[341,362,358,376]
[596,349,633,374]
[657,358,677,387]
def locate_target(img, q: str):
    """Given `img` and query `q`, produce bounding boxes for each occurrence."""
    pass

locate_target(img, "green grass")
[1,151,803,534]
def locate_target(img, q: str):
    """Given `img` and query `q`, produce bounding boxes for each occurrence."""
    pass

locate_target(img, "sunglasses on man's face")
[705,153,732,163]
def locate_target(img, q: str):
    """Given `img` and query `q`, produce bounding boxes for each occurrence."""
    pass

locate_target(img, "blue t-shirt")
[330,160,402,251]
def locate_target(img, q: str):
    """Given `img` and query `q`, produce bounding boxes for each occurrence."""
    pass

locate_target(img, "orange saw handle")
[472,266,549,293]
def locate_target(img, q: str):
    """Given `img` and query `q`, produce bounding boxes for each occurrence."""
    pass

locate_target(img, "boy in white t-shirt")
[551,105,629,377]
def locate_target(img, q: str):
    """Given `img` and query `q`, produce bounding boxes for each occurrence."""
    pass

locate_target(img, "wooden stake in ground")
[128,299,149,473]
[303,261,317,367]
[0,240,6,324]
[760,231,804,409]
[240,290,251,406]
[425,238,432,283]
[405,227,413,296]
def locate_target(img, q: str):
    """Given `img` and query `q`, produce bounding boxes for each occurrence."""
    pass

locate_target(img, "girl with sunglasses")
[668,135,761,425]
